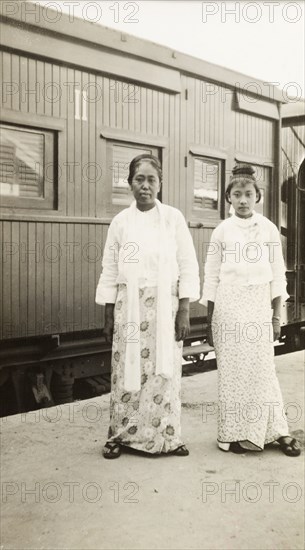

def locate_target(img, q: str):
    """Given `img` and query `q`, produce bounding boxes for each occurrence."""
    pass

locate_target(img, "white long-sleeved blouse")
[200,212,289,306]
[96,203,200,305]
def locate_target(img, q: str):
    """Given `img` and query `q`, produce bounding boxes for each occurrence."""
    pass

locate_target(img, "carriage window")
[193,157,221,213]
[106,141,160,212]
[0,123,55,209]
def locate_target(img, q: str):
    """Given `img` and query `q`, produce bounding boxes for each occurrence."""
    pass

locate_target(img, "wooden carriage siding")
[0,2,288,340]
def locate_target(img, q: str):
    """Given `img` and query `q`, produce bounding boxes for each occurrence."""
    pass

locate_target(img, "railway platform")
[1,351,304,550]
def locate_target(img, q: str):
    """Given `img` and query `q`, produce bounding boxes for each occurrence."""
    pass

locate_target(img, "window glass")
[0,123,55,210]
[193,157,219,211]
[0,126,44,198]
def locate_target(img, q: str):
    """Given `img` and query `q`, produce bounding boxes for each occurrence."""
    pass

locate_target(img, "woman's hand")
[272,316,281,341]
[103,304,115,344]
[175,308,190,341]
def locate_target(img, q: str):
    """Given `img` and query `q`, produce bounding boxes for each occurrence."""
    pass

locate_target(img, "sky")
[33,0,305,99]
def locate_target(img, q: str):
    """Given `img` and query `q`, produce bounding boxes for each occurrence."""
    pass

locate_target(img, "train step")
[183,343,214,357]
[82,375,111,397]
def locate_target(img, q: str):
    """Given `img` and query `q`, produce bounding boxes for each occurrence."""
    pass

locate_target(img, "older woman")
[96,154,200,458]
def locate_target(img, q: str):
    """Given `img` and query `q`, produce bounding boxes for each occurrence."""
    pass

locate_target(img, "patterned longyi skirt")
[107,283,184,454]
[212,283,289,451]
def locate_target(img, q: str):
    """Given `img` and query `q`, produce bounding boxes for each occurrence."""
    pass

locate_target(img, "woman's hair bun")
[232,164,255,177]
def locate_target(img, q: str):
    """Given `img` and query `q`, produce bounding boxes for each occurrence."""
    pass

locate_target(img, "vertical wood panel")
[81,224,89,329]
[2,52,11,110]
[134,82,141,133]
[95,76,104,218]
[146,88,152,135]
[36,60,44,116]
[66,67,75,217]
[102,76,108,127]
[11,54,19,111]
[167,94,175,207]
[235,111,274,160]
[185,76,194,215]
[128,83,135,133]
[59,65,67,120]
[194,79,200,145]
[81,72,89,218]
[66,224,75,328]
[43,223,52,333]
[35,223,44,335]
[88,73,97,218]
[59,223,67,331]
[2,223,12,336]
[28,58,37,114]
[152,90,158,135]
[163,93,169,138]
[122,90,129,131]
[52,64,60,118]
[50,223,60,331]
[109,78,116,129]
[19,222,28,335]
[27,223,36,336]
[74,224,82,330]
[140,86,146,134]
[173,93,180,209]
[74,70,82,217]
[44,62,52,117]
[158,92,163,137]
[88,224,97,329]
[19,56,28,113]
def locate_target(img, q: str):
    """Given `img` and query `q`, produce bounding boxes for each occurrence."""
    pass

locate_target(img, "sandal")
[229,442,247,454]
[277,437,301,457]
[170,445,189,456]
[103,441,122,459]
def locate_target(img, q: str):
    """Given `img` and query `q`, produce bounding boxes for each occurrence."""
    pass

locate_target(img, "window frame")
[189,146,227,222]
[0,123,56,210]
[0,109,65,216]
[100,127,168,217]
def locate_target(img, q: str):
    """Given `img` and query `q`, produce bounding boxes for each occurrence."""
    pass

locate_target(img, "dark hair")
[127,154,162,185]
[225,164,262,204]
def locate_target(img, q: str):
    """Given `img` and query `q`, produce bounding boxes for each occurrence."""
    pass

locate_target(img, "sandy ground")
[1,351,304,550]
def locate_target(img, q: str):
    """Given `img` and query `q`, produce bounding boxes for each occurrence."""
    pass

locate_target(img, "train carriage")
[0,1,304,414]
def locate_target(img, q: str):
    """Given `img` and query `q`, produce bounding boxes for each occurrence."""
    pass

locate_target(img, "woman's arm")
[268,222,290,303]
[175,297,190,341]
[175,210,200,302]
[174,210,199,340]
[199,226,222,307]
[103,303,115,344]
[95,219,119,306]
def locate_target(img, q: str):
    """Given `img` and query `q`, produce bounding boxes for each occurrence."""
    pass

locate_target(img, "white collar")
[231,211,260,227]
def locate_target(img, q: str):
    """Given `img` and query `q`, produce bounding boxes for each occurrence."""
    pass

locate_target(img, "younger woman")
[200,164,301,456]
